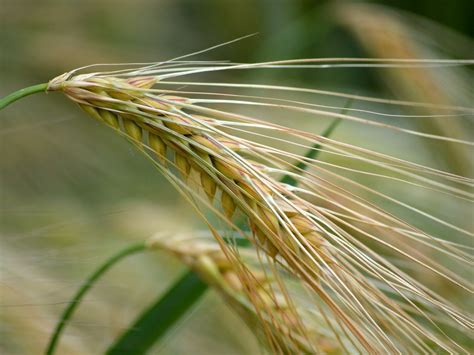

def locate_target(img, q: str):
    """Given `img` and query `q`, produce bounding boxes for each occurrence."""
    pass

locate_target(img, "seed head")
[48,58,473,353]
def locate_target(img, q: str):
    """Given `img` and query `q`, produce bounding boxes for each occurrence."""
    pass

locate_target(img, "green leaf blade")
[106,271,207,355]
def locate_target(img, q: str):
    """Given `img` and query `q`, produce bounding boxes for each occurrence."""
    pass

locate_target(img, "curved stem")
[45,243,147,355]
[0,83,49,110]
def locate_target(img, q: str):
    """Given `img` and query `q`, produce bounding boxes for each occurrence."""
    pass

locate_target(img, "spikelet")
[148,234,340,354]
[47,58,473,354]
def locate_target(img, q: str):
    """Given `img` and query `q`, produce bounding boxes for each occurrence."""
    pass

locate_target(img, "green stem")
[45,243,147,355]
[0,83,49,110]
[281,98,353,186]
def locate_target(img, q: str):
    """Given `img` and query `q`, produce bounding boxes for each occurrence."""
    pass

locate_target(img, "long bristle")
[47,58,473,353]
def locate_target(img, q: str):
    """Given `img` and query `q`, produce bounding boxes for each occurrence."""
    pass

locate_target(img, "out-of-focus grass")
[1,0,472,353]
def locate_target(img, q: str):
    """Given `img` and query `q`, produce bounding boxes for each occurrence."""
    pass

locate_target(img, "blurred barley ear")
[334,2,474,175]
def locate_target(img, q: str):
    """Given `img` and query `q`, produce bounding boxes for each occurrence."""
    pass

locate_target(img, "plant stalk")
[45,243,146,355]
[0,83,49,110]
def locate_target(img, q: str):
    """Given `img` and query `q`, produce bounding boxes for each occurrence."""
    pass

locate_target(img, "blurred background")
[1,0,473,354]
